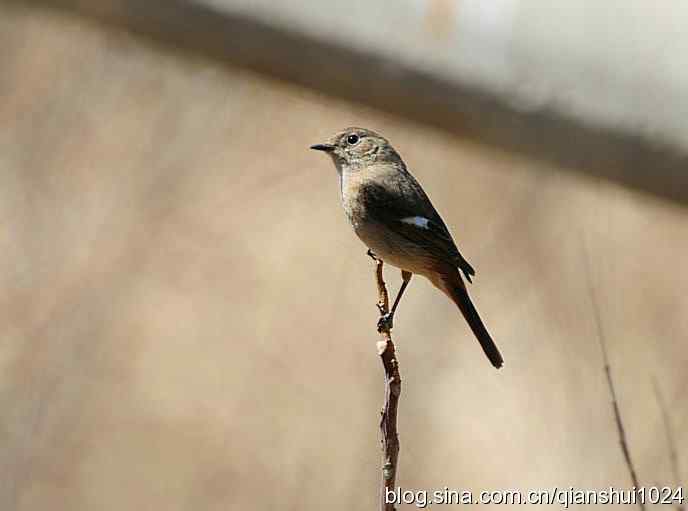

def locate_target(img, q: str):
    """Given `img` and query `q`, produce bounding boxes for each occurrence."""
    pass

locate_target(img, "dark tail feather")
[444,276,503,369]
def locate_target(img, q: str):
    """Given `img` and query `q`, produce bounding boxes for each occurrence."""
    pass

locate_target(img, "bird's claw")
[367,249,378,262]
[377,312,394,332]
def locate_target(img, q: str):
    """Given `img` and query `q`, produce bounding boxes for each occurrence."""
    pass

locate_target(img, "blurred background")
[1,1,686,509]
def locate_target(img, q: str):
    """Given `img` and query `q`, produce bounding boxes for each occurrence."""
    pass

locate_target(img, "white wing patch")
[400,216,430,229]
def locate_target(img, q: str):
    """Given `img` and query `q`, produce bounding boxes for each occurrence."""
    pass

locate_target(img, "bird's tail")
[436,271,503,369]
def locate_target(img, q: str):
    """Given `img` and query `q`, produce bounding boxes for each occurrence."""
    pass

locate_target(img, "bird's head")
[310,127,401,172]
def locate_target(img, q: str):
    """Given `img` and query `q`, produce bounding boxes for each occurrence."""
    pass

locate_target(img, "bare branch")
[581,241,646,511]
[368,250,401,511]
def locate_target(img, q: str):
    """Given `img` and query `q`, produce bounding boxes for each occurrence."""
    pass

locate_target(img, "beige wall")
[0,4,686,510]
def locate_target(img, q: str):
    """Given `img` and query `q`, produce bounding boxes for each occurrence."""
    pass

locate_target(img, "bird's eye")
[347,133,360,145]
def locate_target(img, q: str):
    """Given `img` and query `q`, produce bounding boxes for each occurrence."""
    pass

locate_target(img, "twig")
[581,242,645,511]
[652,378,685,511]
[368,250,401,511]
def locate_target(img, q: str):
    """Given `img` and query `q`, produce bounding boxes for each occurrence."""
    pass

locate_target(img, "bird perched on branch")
[311,127,503,369]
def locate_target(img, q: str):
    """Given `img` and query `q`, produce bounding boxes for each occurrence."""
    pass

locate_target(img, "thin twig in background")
[581,242,646,511]
[368,250,401,511]
[652,378,685,511]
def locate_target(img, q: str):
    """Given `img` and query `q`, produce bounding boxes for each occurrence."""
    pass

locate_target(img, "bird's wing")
[360,177,476,282]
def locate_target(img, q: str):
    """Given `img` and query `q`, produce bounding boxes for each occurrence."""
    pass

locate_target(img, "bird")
[310,127,503,369]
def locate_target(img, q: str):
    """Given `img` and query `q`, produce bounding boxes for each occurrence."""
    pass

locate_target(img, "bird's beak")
[310,143,335,152]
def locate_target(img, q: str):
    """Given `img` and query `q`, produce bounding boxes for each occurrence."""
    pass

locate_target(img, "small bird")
[311,127,503,369]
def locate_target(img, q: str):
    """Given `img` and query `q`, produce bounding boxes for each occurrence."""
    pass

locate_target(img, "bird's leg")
[377,270,413,331]
[391,271,413,315]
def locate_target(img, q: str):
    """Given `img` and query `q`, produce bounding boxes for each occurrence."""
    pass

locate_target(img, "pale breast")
[353,220,435,275]
[340,171,367,228]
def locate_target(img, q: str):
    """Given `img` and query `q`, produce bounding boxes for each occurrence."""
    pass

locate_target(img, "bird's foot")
[377,312,394,332]
[367,249,379,262]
